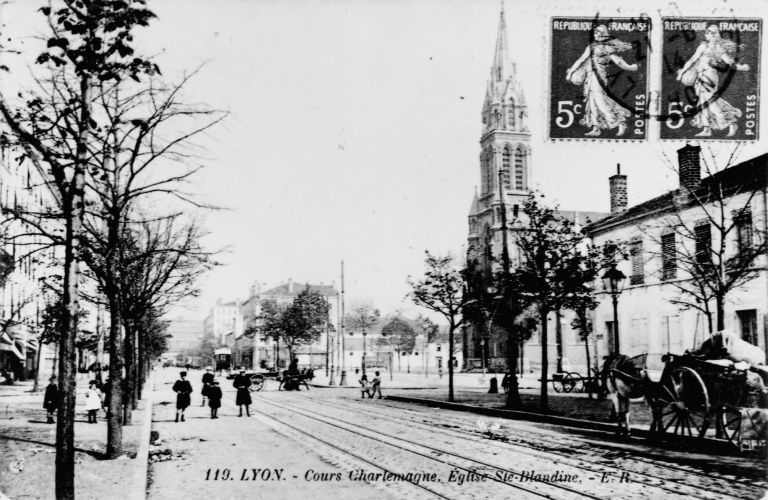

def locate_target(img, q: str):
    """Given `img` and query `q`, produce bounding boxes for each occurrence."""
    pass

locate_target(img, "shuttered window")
[630,240,644,285]
[735,210,753,254]
[661,233,676,280]
[695,223,711,265]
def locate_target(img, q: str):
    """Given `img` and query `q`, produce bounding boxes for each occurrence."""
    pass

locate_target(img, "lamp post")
[601,266,626,355]
[362,327,367,376]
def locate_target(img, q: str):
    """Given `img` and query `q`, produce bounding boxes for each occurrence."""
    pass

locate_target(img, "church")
[464,7,607,374]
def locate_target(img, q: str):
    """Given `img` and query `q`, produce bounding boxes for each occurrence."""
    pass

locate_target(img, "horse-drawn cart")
[646,353,768,450]
[247,368,316,391]
[551,371,603,395]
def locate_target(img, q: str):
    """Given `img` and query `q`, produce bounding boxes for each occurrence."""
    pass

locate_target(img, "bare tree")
[346,300,380,375]
[643,145,767,334]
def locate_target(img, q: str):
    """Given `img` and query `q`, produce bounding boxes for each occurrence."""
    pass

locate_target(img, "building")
[166,317,205,352]
[464,7,605,374]
[203,299,243,346]
[238,279,339,370]
[587,146,768,367]
[0,143,58,382]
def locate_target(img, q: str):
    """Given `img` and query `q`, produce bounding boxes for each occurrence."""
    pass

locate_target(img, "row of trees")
[0,2,222,498]
[408,192,623,409]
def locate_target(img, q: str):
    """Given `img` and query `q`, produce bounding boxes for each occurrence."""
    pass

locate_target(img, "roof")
[555,210,609,227]
[261,282,339,297]
[587,153,768,236]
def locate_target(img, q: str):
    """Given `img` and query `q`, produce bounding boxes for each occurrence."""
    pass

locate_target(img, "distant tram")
[214,348,232,373]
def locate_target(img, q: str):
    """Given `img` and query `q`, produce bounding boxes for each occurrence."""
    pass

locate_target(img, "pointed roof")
[468,187,482,215]
[484,4,526,109]
[491,3,511,84]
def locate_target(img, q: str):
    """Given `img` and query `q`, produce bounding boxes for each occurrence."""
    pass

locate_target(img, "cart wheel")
[250,375,265,392]
[569,372,584,393]
[655,367,710,438]
[562,373,577,393]
[552,375,564,393]
[720,405,742,449]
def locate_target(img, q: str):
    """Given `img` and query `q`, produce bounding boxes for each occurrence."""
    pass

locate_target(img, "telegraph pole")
[340,261,347,386]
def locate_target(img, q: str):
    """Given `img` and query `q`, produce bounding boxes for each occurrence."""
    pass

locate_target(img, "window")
[737,310,758,345]
[508,99,516,128]
[630,239,644,285]
[661,233,677,280]
[514,148,525,190]
[695,222,711,265]
[501,146,511,189]
[436,345,442,352]
[735,210,753,254]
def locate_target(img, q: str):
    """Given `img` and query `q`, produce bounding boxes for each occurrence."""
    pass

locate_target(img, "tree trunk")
[123,317,134,424]
[32,339,43,392]
[584,335,592,400]
[448,324,455,402]
[55,71,91,500]
[555,309,563,373]
[106,287,123,456]
[505,329,522,409]
[716,295,725,332]
[540,306,549,411]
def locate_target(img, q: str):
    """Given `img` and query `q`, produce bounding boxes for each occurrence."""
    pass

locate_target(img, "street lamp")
[601,266,626,355]
[362,327,367,376]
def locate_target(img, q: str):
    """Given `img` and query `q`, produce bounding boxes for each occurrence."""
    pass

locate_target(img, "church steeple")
[491,4,512,84]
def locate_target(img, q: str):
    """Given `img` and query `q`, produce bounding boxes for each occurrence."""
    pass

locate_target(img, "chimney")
[677,144,701,190]
[609,163,627,215]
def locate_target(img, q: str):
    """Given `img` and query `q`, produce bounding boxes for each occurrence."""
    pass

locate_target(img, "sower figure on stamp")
[370,371,383,399]
[677,24,750,137]
[208,380,222,419]
[565,25,638,137]
[43,375,58,424]
[233,369,252,417]
[173,371,193,423]
[201,368,214,406]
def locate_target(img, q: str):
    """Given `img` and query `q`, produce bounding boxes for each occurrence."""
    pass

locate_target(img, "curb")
[129,373,154,500]
[386,395,747,455]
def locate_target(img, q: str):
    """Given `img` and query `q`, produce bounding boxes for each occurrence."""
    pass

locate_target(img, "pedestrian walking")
[173,371,193,423]
[233,369,252,417]
[101,378,111,417]
[43,376,58,424]
[359,374,371,398]
[85,380,102,424]
[501,373,511,394]
[370,371,383,399]
[208,380,222,419]
[201,368,214,406]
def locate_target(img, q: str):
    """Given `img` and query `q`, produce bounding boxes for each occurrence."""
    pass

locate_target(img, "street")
[147,369,766,500]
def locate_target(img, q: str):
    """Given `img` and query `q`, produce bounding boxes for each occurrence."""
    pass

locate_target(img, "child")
[359,374,371,398]
[370,371,382,399]
[172,371,193,422]
[85,380,102,423]
[43,376,58,424]
[207,380,222,419]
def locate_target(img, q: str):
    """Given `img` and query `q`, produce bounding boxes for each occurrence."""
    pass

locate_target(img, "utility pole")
[340,261,347,386]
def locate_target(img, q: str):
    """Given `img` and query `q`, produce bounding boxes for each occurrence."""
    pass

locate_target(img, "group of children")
[42,376,107,424]
[358,371,383,399]
[172,368,252,422]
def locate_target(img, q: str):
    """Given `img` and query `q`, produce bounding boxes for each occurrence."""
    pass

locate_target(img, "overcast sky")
[4,0,768,321]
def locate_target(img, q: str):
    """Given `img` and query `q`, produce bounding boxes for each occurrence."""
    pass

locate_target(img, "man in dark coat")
[207,380,222,419]
[172,371,193,423]
[201,368,214,406]
[233,369,252,417]
[43,376,58,424]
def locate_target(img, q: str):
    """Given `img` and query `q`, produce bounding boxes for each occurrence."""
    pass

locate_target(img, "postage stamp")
[549,17,651,141]
[660,18,762,140]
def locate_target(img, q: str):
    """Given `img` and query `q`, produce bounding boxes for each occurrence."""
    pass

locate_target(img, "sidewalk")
[0,375,153,500]
[310,371,543,391]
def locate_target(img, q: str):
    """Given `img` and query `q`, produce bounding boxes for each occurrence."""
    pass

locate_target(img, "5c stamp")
[550,17,651,140]
[660,18,762,140]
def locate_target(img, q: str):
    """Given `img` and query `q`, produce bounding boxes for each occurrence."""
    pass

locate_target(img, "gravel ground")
[0,378,146,500]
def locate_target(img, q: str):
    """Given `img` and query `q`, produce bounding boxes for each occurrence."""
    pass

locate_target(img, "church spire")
[491,2,513,83]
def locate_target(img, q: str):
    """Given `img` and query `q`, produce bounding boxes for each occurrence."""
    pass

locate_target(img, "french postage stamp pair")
[549,17,762,141]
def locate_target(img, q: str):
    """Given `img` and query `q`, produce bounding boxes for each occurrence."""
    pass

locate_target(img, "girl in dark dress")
[233,369,252,417]
[172,371,193,422]
[43,376,58,424]
[201,368,214,406]
[207,380,222,419]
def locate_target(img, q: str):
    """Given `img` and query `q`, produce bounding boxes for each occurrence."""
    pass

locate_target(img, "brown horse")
[601,353,648,435]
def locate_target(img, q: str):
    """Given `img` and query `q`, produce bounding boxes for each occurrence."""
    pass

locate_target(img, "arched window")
[514,147,525,190]
[501,146,512,190]
[508,99,516,128]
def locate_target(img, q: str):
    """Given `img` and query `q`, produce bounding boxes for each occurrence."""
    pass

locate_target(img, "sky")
[3,0,768,321]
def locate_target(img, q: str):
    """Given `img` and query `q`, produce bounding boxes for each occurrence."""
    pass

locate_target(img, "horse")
[601,353,648,436]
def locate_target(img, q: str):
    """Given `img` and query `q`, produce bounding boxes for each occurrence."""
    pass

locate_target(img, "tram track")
[333,395,765,498]
[279,393,759,500]
[252,394,689,500]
